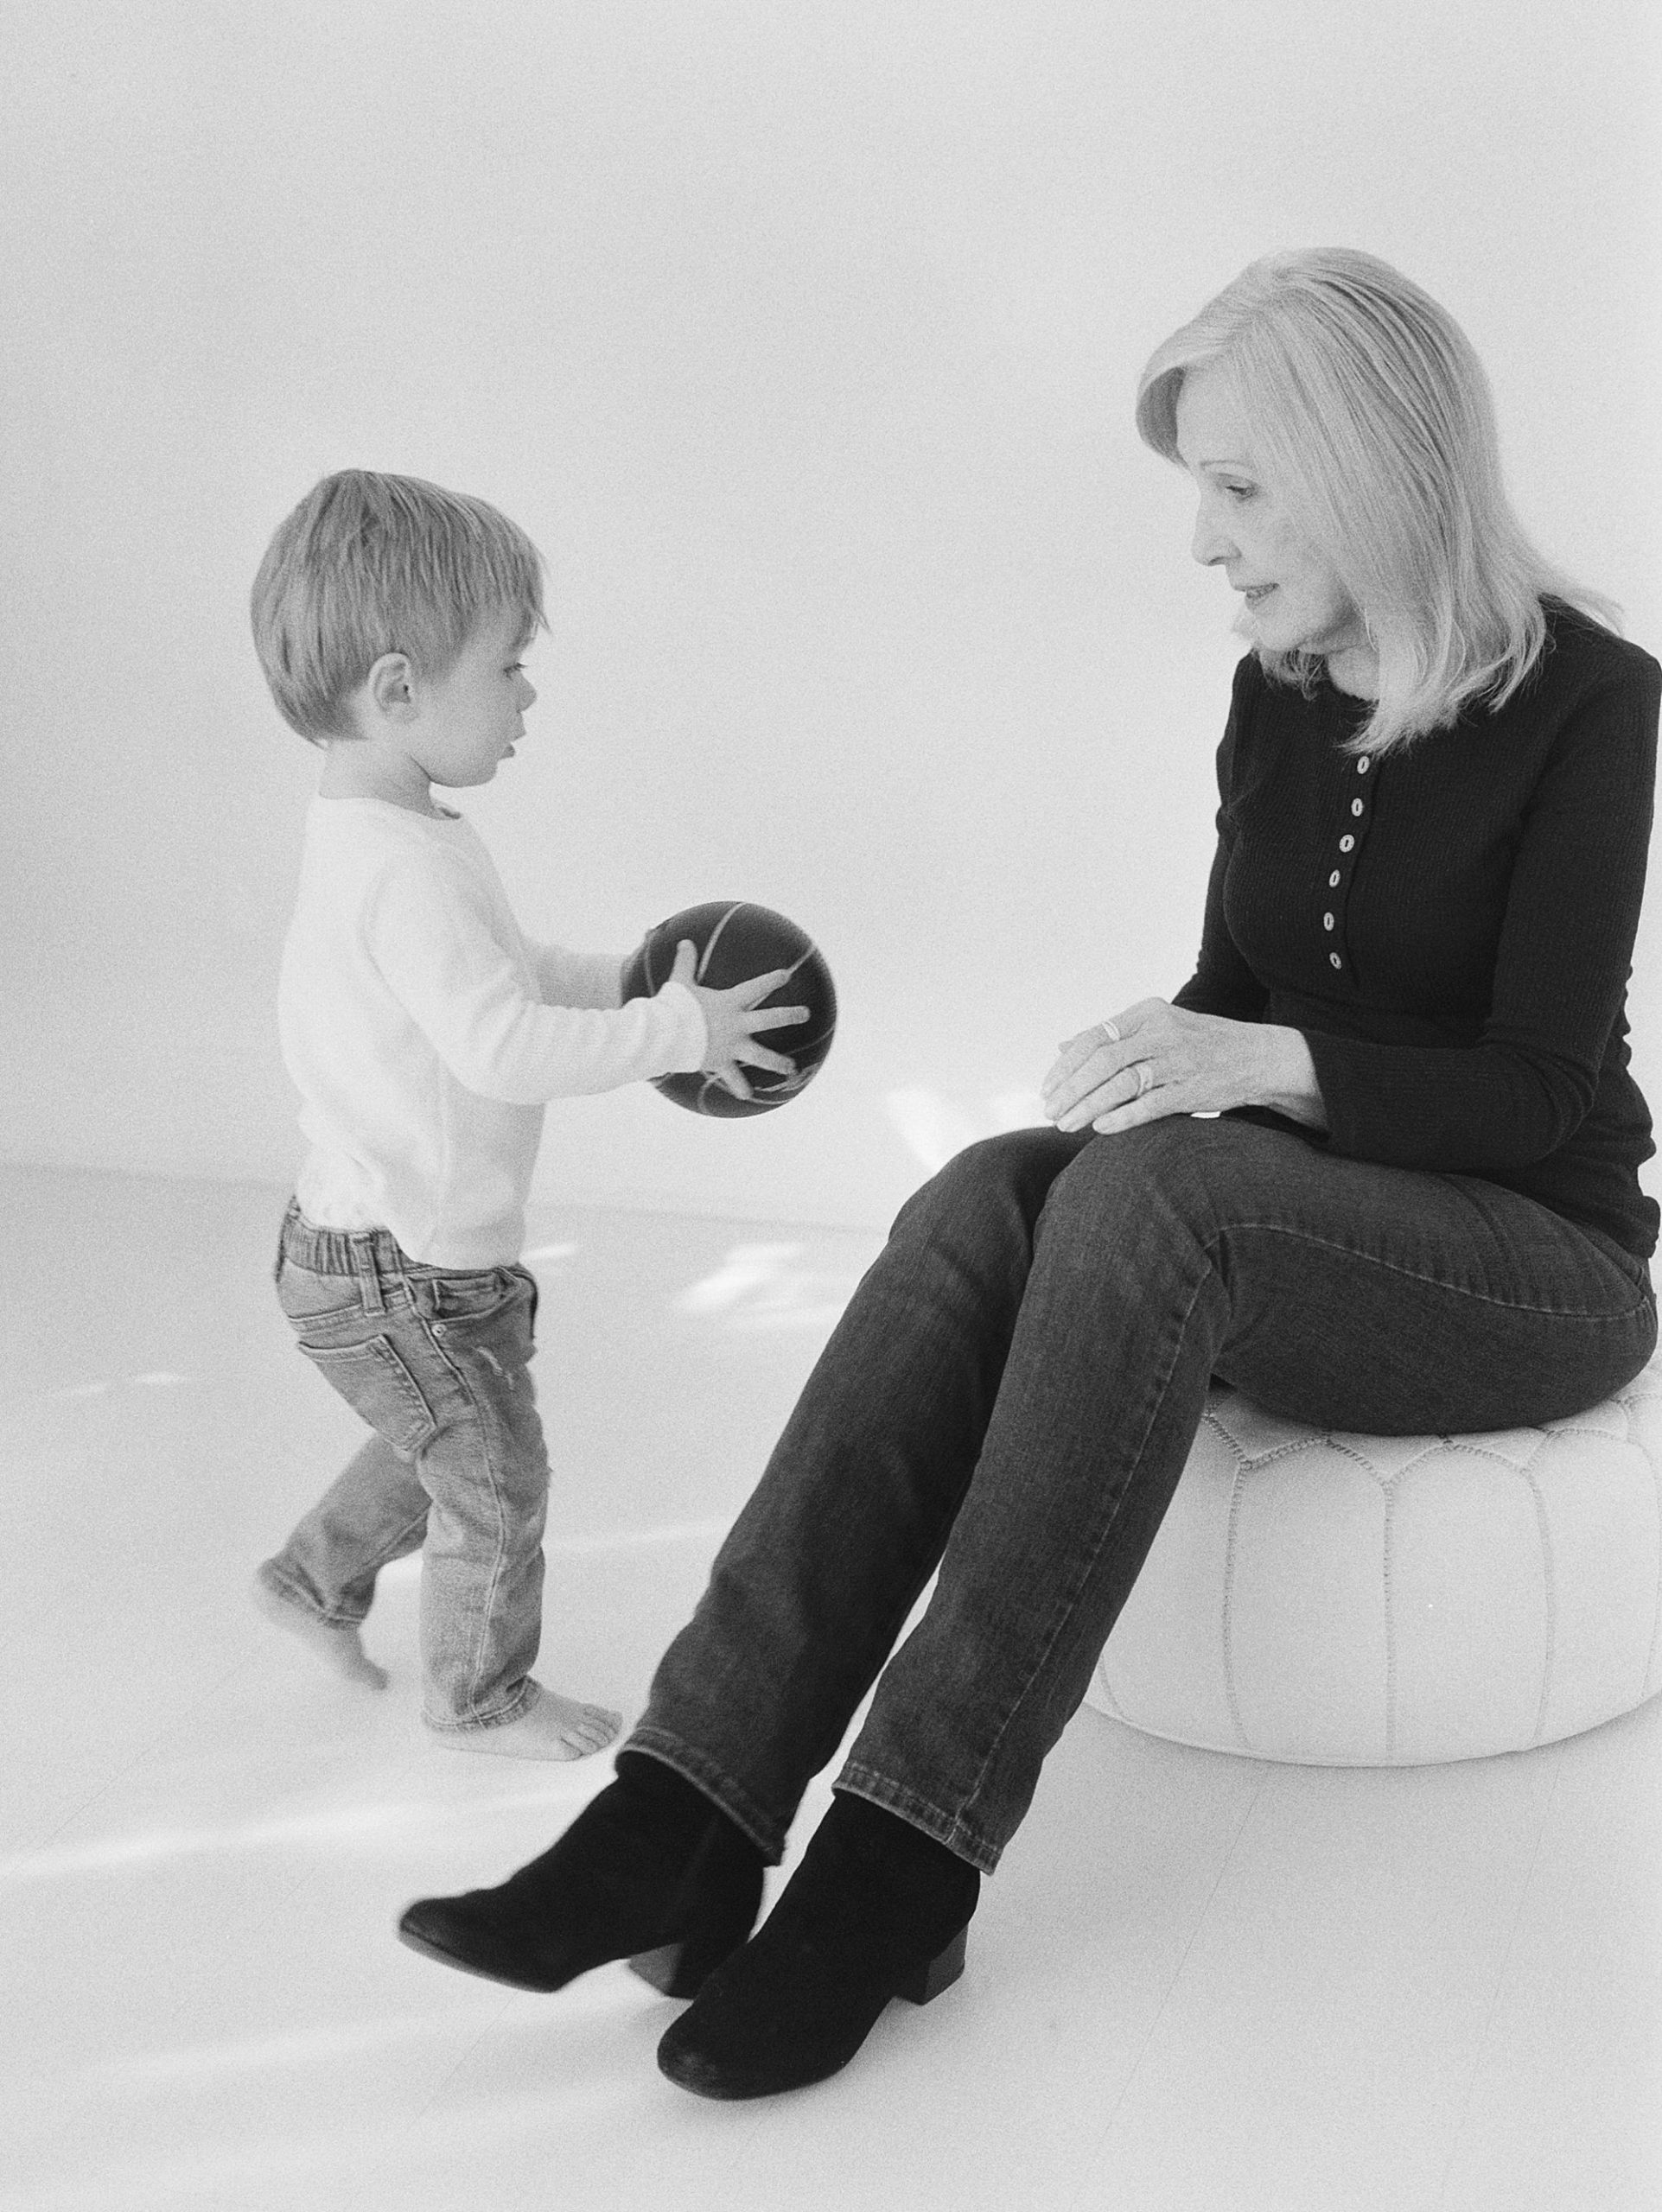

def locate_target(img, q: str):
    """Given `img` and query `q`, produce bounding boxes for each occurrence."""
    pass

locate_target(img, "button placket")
[1321,753,1374,981]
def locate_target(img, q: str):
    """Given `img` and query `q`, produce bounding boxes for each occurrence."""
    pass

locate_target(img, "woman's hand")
[667,939,808,1103]
[1041,999,1327,1135]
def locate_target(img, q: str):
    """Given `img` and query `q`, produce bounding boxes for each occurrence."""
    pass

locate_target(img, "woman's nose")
[1191,505,1235,567]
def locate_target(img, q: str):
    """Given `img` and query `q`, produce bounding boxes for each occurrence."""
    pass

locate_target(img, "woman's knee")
[1040,1116,1293,1241]
[890,1128,1087,1246]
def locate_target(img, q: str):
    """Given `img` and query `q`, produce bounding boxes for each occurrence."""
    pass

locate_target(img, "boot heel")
[628,1848,767,1999]
[894,1923,968,2006]
[628,1940,694,1997]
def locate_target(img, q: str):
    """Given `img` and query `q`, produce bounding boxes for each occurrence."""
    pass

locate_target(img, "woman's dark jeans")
[627,1120,1657,1874]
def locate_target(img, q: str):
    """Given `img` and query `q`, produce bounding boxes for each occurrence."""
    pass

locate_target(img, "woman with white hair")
[398,249,1660,2099]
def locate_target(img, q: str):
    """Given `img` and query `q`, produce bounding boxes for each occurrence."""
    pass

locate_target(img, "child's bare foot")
[436,1681,622,1763]
[252,1576,390,1690]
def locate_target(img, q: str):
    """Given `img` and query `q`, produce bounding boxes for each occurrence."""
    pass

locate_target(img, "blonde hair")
[1135,249,1620,754]
[251,470,546,742]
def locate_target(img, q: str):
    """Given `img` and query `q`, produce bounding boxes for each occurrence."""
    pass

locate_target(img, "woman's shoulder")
[1535,600,1662,705]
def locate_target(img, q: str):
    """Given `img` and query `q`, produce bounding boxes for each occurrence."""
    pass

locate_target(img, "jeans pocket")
[426,1268,519,1320]
[277,1258,372,1333]
[423,1267,539,1352]
[296,1333,439,1457]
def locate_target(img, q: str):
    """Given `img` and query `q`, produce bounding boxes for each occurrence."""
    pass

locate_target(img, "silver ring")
[1099,1020,1121,1045]
[1133,1058,1154,1097]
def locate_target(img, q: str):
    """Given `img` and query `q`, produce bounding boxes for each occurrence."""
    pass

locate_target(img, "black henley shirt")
[1171,601,1662,1260]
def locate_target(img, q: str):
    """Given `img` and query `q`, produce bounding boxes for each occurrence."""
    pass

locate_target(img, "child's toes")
[435,1686,621,1762]
[252,1576,389,1690]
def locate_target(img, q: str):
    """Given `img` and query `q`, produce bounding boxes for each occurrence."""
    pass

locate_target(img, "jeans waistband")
[280,1199,413,1281]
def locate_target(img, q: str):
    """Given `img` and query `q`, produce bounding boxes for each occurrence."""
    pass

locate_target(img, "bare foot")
[252,1577,390,1691]
[436,1681,622,1762]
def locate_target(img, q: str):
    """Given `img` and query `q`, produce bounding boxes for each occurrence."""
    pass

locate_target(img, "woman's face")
[1174,359,1369,665]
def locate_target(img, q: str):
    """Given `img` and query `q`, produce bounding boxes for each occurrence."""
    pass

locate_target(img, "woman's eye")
[1223,483,1255,503]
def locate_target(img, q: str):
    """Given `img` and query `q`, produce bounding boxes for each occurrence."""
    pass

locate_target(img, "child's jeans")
[258,1201,549,1732]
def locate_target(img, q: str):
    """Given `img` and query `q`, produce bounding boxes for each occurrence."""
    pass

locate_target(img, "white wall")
[3,0,1659,1230]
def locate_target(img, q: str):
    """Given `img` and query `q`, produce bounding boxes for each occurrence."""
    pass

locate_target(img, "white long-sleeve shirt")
[278,797,707,1267]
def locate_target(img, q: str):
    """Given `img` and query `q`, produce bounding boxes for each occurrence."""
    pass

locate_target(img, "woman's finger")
[1042,1039,1108,1104]
[1042,1018,1131,1103]
[1047,1040,1139,1122]
[1045,1058,1112,1123]
[1092,1089,1176,1135]
[1054,1059,1153,1132]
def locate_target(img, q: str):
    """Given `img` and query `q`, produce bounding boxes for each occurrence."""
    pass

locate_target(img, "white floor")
[3,1162,1659,2212]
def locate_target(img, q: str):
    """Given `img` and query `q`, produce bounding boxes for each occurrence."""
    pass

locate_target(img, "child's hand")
[665,939,808,1103]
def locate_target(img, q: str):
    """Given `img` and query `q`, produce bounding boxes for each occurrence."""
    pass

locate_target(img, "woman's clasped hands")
[1041,998,1289,1135]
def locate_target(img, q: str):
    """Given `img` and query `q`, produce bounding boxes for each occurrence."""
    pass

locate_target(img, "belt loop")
[353,1236,386,1314]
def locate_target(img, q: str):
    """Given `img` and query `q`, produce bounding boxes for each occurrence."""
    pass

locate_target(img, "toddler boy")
[249,469,802,1759]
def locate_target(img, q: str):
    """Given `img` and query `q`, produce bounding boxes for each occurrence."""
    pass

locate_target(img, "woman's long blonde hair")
[1136,249,1619,754]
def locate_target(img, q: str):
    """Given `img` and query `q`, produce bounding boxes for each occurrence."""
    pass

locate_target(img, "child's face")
[408,605,538,791]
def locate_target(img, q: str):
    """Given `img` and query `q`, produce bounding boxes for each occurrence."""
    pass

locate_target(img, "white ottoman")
[1085,1351,1662,1764]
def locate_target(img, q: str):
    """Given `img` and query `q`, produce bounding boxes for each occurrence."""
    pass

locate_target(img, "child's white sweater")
[278,797,706,1268]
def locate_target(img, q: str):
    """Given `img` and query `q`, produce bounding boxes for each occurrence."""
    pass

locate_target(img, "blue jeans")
[627,1120,1658,1873]
[258,1204,550,1731]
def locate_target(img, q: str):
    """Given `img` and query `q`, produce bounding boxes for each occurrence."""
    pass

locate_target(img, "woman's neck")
[1325,643,1380,699]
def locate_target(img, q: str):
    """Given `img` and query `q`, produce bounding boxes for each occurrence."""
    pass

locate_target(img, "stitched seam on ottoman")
[1522,1443,1557,1745]
[1383,1478,1398,1761]
[1221,1444,1252,1752]
[1644,1427,1662,1699]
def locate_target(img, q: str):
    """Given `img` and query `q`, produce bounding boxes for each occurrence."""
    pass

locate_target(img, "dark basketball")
[621,900,837,1116]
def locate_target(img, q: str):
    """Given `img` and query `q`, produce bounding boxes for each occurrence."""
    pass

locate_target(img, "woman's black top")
[1171,602,1662,1260]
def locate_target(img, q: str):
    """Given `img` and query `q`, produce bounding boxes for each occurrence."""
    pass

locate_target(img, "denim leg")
[264,1213,551,1730]
[842,1120,1655,1868]
[628,1122,1656,1872]
[258,1428,429,1625]
[627,1128,1094,1858]
[409,1268,551,1732]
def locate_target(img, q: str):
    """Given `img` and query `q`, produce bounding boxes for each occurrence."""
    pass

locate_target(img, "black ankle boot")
[655,1791,980,2100]
[397,1751,765,1999]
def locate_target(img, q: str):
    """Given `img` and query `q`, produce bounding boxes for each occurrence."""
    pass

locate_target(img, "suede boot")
[398,1751,765,1999]
[656,1790,980,2099]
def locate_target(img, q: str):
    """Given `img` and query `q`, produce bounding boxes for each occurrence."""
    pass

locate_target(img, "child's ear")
[366,652,417,720]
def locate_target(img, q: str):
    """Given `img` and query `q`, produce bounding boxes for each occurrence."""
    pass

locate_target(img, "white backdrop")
[3,0,1659,1230]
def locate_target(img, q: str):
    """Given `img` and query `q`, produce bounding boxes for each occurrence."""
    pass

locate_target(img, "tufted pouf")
[1084,1351,1662,1764]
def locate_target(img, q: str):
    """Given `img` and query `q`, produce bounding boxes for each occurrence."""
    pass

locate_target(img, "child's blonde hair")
[1135,249,1619,755]
[252,469,546,742]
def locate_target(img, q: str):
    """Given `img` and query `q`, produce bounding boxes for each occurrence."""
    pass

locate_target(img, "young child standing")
[249,469,804,1760]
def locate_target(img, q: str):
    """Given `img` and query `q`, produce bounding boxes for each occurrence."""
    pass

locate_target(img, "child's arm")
[365,867,805,1104]
[523,943,807,1105]
[367,866,701,1101]
[525,941,628,1013]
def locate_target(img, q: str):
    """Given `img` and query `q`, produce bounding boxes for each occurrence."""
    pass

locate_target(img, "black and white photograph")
[3,3,1659,2207]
